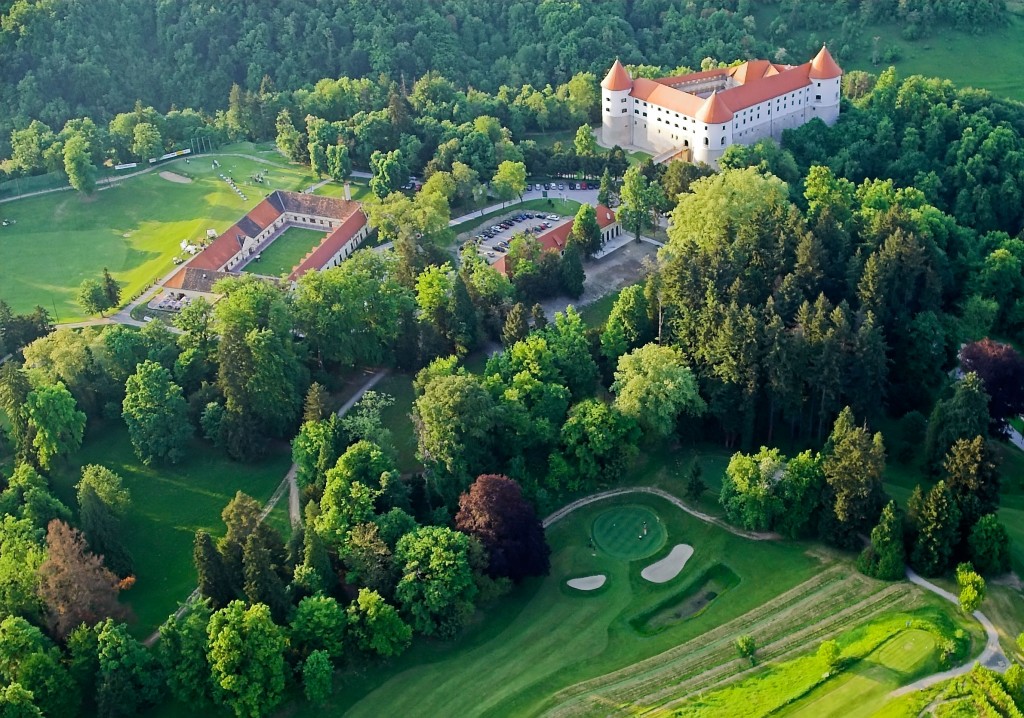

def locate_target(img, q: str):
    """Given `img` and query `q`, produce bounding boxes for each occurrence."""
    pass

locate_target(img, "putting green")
[592,505,666,560]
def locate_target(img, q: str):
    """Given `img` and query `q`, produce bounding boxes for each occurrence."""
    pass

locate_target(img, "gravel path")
[542,486,780,541]
[142,367,388,645]
[888,568,1009,696]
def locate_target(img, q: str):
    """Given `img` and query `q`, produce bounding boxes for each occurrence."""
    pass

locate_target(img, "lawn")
[325,492,825,717]
[48,421,292,638]
[372,373,420,475]
[240,226,327,278]
[0,148,322,321]
[680,603,974,718]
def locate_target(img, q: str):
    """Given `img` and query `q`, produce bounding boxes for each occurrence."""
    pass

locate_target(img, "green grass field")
[373,373,420,475]
[48,421,292,637]
[321,493,827,717]
[0,145,362,321]
[592,505,666,560]
[240,226,327,278]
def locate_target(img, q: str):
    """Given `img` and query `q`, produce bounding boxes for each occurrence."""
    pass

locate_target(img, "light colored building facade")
[601,46,842,167]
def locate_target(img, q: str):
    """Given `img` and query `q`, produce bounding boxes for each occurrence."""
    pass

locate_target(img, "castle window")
[817,82,821,87]
[642,112,647,117]
[704,137,709,146]
[622,109,627,113]
[815,95,821,101]
[721,137,725,145]
[621,98,627,103]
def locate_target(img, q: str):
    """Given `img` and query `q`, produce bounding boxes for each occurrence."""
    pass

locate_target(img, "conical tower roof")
[601,59,633,91]
[695,90,733,123]
[809,45,843,79]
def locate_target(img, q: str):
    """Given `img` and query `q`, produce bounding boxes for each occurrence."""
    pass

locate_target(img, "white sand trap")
[642,544,694,584]
[160,171,192,184]
[567,575,606,591]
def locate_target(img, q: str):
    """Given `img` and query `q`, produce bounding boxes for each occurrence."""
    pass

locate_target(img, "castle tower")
[808,45,842,126]
[692,91,734,167]
[601,59,633,147]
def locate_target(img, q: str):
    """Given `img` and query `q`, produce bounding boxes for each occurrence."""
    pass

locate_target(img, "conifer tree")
[302,382,330,423]
[597,167,612,206]
[942,436,1000,538]
[530,303,547,330]
[911,481,961,576]
[559,243,585,298]
[857,500,905,580]
[502,303,529,347]
[100,268,121,309]
[242,534,290,624]
[193,530,233,608]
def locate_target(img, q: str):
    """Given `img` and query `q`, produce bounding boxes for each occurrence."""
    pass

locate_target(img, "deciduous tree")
[25,381,85,471]
[122,360,191,465]
[206,601,287,718]
[394,526,477,638]
[612,344,704,438]
[455,475,550,582]
[76,465,132,577]
[346,588,411,658]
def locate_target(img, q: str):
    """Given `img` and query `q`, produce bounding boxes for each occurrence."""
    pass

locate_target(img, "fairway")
[326,494,822,717]
[592,505,666,560]
[48,421,291,637]
[0,148,326,321]
[239,226,326,277]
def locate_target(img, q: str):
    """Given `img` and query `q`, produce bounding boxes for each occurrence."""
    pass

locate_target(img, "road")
[449,187,599,228]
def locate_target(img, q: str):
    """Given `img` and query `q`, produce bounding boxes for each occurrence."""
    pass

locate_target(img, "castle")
[601,46,842,167]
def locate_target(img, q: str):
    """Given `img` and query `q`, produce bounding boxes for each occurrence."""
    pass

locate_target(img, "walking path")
[542,486,779,540]
[888,568,1009,697]
[142,367,388,645]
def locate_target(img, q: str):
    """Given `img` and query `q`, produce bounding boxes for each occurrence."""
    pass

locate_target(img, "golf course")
[305,492,979,718]
[0,145,357,321]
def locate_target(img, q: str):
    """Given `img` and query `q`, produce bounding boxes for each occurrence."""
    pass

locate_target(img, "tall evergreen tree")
[502,303,529,347]
[942,436,1000,541]
[193,530,233,608]
[302,382,330,424]
[100,269,121,309]
[911,480,961,577]
[242,534,290,624]
[857,500,906,580]
[821,407,887,544]
[559,243,585,298]
[924,373,990,474]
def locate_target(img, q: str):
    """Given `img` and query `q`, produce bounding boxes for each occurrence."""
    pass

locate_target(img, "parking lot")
[461,210,571,264]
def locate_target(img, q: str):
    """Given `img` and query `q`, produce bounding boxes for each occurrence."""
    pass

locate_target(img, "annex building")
[601,45,842,167]
[163,189,369,295]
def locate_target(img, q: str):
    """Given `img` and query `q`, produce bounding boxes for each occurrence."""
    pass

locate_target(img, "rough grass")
[240,226,326,278]
[48,421,291,638]
[0,148,322,320]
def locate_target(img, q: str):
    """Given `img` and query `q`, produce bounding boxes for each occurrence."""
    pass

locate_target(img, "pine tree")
[942,436,1000,539]
[597,167,612,206]
[193,530,233,608]
[501,303,529,347]
[303,382,330,423]
[924,373,990,474]
[684,460,707,502]
[857,500,906,580]
[911,481,961,577]
[242,534,290,623]
[100,268,121,309]
[559,243,585,298]
[530,303,547,330]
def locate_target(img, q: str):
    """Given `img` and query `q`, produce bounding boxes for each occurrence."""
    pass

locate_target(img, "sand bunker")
[567,575,606,591]
[160,171,193,184]
[641,544,694,584]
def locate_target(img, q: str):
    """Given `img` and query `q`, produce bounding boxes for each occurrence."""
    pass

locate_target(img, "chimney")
[344,182,352,201]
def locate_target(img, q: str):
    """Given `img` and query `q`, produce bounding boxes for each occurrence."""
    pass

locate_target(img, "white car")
[546,214,560,221]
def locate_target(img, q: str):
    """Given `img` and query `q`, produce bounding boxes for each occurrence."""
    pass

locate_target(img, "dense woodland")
[0,0,1010,168]
[3,0,1024,713]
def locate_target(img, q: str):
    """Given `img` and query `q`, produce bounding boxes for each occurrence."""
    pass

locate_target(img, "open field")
[48,421,292,637]
[0,145,368,321]
[240,226,326,278]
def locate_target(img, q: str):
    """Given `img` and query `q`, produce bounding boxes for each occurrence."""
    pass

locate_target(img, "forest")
[0,0,1010,163]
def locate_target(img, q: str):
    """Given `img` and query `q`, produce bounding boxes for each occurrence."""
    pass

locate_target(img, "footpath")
[142,367,387,646]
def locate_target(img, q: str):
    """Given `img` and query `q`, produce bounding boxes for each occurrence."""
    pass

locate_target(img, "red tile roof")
[288,210,368,281]
[602,59,633,91]
[809,45,842,79]
[629,53,836,120]
[695,91,734,123]
[631,78,705,116]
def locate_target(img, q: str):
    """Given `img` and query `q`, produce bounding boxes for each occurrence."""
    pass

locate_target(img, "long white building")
[601,46,842,167]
